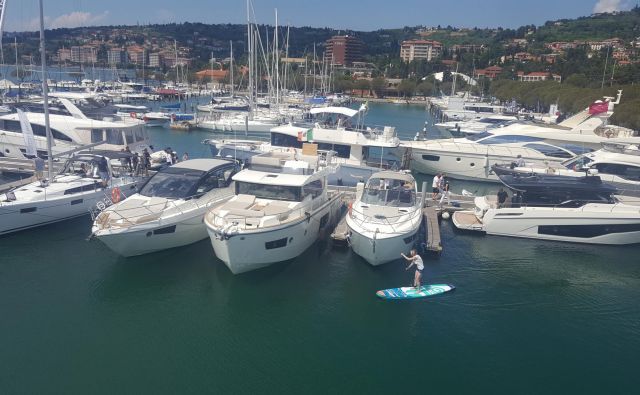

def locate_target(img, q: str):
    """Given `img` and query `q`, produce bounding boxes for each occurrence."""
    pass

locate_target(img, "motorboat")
[408,91,640,181]
[404,131,595,182]
[204,147,344,274]
[0,151,142,235]
[0,98,152,159]
[197,96,250,112]
[491,142,640,196]
[452,173,640,245]
[203,105,404,185]
[91,158,239,256]
[346,171,423,266]
[434,114,518,137]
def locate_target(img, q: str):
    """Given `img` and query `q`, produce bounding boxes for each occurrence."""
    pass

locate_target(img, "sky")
[2,0,637,32]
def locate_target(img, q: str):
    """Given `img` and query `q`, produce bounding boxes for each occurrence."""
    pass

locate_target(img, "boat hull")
[207,197,342,274]
[94,215,208,257]
[348,225,420,266]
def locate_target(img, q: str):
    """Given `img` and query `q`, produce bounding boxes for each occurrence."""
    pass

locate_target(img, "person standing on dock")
[432,173,442,200]
[439,179,450,208]
[182,152,189,162]
[402,249,424,288]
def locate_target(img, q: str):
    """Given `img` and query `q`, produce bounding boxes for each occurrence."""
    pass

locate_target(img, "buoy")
[111,187,121,203]
[442,211,450,220]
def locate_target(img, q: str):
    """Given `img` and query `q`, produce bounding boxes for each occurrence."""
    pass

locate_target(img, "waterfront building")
[70,45,97,64]
[324,35,364,66]
[517,71,562,82]
[127,46,146,65]
[57,48,71,63]
[400,39,443,62]
[148,53,164,68]
[107,48,127,66]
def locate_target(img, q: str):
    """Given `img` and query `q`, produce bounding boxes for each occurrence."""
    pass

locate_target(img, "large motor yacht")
[203,106,403,185]
[452,174,640,245]
[491,142,640,196]
[346,171,423,266]
[91,159,240,256]
[0,151,142,235]
[204,147,343,274]
[0,99,151,159]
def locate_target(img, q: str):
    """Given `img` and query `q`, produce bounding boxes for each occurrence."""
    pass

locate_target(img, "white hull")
[0,185,137,235]
[199,121,275,133]
[410,148,562,182]
[453,205,640,245]
[94,215,208,256]
[348,226,419,266]
[207,197,341,274]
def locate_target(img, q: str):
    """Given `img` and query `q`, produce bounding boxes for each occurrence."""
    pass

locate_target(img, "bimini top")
[309,107,360,118]
[172,158,235,172]
[369,171,414,183]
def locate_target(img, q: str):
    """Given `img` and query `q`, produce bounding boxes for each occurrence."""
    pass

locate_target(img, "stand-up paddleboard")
[376,284,455,300]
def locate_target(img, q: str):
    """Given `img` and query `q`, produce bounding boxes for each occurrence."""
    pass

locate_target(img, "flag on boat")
[297,129,314,142]
[588,100,609,115]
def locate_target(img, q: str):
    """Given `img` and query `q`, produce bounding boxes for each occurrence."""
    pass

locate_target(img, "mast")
[274,9,279,108]
[246,0,253,113]
[0,0,7,68]
[230,41,234,97]
[38,0,54,180]
[284,24,289,94]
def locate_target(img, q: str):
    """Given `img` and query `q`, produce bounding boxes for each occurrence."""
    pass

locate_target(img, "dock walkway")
[422,206,442,253]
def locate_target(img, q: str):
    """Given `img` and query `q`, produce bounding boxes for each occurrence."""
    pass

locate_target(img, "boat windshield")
[236,181,302,202]
[562,155,593,170]
[139,167,205,199]
[361,178,416,207]
[466,131,493,141]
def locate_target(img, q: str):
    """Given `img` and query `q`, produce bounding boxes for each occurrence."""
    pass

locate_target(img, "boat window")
[538,223,640,238]
[302,179,323,199]
[478,135,543,145]
[265,237,288,250]
[124,130,134,145]
[563,155,593,170]
[105,129,124,145]
[91,129,104,143]
[0,119,72,142]
[236,181,301,202]
[421,154,440,161]
[524,143,573,158]
[594,163,640,181]
[317,142,350,158]
[195,164,237,194]
[556,144,592,156]
[139,167,206,199]
[134,128,146,142]
[271,132,302,149]
[466,131,493,141]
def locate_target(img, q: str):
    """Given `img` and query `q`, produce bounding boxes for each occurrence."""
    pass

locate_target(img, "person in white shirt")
[432,173,442,200]
[515,155,526,167]
[401,249,425,288]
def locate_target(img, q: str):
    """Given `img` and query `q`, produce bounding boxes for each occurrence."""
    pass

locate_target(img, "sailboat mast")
[246,0,253,112]
[230,41,234,97]
[38,0,54,180]
[275,9,279,108]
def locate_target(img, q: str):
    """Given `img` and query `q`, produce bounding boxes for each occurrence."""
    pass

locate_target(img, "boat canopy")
[369,171,414,183]
[310,107,359,118]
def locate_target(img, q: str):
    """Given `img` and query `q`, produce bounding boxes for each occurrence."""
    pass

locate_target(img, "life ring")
[111,187,121,203]
[130,112,137,119]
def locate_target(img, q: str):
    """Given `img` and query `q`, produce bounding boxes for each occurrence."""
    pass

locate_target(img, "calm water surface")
[1,102,639,394]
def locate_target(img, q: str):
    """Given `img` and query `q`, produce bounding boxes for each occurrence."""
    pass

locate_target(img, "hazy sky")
[3,0,636,32]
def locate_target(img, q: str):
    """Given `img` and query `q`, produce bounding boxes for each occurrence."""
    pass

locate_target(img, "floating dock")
[422,206,442,253]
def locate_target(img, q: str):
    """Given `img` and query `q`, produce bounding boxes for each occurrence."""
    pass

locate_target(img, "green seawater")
[1,102,639,394]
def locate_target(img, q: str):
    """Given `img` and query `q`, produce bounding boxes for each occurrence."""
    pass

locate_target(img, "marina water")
[1,102,639,393]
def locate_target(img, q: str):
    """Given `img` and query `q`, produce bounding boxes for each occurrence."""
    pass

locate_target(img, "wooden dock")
[423,206,442,253]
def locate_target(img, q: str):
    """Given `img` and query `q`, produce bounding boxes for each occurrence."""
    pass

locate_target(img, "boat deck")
[423,206,442,253]
[454,211,483,226]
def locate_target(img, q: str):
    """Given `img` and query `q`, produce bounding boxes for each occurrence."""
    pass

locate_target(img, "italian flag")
[297,129,314,142]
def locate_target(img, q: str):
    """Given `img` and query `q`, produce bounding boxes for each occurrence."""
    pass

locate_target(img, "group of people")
[431,173,450,207]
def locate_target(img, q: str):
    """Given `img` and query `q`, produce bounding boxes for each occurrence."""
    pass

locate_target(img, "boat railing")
[420,139,551,159]
[96,188,235,229]
[348,201,423,235]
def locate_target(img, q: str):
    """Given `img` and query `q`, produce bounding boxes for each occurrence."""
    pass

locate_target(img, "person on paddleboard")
[401,249,424,288]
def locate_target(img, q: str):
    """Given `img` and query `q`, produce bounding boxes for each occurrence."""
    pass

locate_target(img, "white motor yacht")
[204,148,343,274]
[434,114,518,137]
[203,106,403,185]
[0,99,151,159]
[452,174,640,245]
[346,171,423,266]
[0,151,142,235]
[91,159,239,256]
[491,142,640,196]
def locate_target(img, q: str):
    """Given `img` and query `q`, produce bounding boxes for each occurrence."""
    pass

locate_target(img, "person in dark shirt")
[97,156,110,187]
[497,188,509,208]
